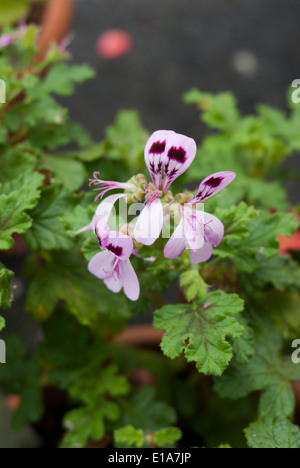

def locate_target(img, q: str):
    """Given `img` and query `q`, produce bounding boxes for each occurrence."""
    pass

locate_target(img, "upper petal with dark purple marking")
[189,171,236,204]
[145,130,197,192]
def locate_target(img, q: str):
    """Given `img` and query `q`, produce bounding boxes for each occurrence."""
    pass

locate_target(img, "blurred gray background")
[64,0,300,203]
[67,0,299,136]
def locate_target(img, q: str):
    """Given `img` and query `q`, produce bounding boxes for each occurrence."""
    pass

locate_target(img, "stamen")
[89,172,134,201]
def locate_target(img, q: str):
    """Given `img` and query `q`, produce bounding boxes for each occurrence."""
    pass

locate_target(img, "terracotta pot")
[36,0,74,60]
[112,324,164,348]
[278,212,300,255]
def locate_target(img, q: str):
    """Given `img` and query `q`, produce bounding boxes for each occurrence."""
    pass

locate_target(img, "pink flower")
[134,131,236,252]
[76,193,128,236]
[0,27,27,48]
[164,209,225,263]
[134,130,197,245]
[88,231,140,301]
[81,129,236,300]
[164,171,236,263]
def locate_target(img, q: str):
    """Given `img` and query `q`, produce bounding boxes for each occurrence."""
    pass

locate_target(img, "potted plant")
[0,27,300,449]
[0,0,74,58]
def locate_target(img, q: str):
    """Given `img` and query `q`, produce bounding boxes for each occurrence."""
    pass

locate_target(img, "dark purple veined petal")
[134,198,164,245]
[189,171,236,205]
[145,130,197,192]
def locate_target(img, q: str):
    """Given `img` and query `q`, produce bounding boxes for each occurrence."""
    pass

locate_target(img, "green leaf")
[245,417,300,449]
[240,256,300,294]
[27,64,95,98]
[154,291,245,376]
[0,335,43,429]
[0,266,14,309]
[0,171,43,250]
[184,90,240,132]
[263,292,300,339]
[103,110,148,171]
[39,154,86,191]
[61,363,129,448]
[119,387,177,432]
[82,236,100,262]
[216,212,298,273]
[154,427,183,448]
[26,250,130,329]
[215,203,258,242]
[114,426,144,448]
[0,146,37,184]
[24,185,78,251]
[231,315,254,365]
[214,320,300,418]
[180,270,207,302]
[61,406,108,449]
[62,203,95,239]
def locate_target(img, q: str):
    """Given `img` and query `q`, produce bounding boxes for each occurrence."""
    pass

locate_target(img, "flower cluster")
[80,130,236,301]
[0,26,27,47]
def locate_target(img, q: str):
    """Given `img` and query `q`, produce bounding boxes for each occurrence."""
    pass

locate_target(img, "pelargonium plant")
[1,23,300,450]
[82,130,236,301]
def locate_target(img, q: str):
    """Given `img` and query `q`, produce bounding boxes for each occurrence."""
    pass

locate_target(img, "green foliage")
[114,425,182,449]
[114,426,144,448]
[0,335,43,429]
[214,320,300,419]
[245,417,300,449]
[118,386,177,431]
[0,0,46,26]
[0,172,44,250]
[1,28,300,448]
[215,209,298,272]
[26,250,131,329]
[154,291,245,375]
[61,364,130,449]
[0,266,14,310]
[24,185,78,251]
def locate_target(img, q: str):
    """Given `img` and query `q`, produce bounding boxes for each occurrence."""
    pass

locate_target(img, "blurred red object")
[6,394,21,412]
[279,213,300,255]
[96,29,133,59]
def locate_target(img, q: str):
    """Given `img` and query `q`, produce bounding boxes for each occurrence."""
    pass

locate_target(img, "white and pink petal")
[120,259,140,301]
[190,242,213,264]
[204,213,224,247]
[134,198,164,246]
[164,219,187,259]
[88,251,116,280]
[145,130,197,192]
[104,274,123,294]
